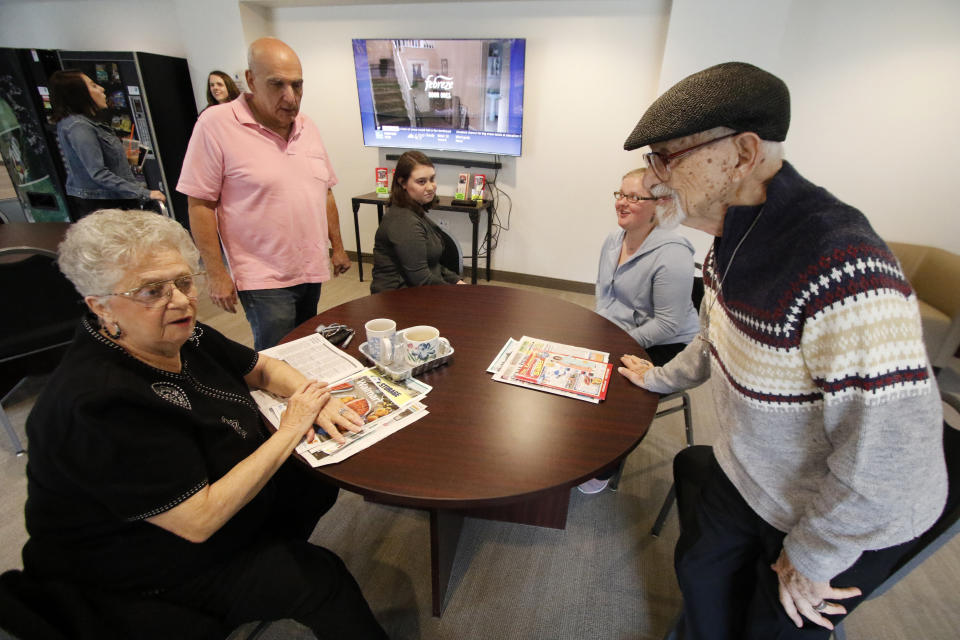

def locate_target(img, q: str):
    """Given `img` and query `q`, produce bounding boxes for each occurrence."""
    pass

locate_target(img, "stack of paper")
[251,334,431,466]
[487,336,613,403]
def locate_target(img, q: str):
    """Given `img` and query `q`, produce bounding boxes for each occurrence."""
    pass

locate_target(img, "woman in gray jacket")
[581,167,701,495]
[370,151,464,293]
[50,70,165,220]
[595,167,699,365]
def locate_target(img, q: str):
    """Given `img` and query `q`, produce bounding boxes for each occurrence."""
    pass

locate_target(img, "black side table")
[350,192,495,284]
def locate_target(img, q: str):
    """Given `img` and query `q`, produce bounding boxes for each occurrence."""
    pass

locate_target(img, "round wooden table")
[284,284,659,614]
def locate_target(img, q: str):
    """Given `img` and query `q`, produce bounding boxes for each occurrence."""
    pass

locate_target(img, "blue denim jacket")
[56,115,151,200]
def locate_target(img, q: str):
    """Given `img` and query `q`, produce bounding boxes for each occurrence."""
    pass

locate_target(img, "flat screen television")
[352,38,525,157]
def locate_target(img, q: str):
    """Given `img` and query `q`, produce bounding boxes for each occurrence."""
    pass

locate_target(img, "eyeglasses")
[613,191,657,203]
[104,273,206,308]
[643,132,738,181]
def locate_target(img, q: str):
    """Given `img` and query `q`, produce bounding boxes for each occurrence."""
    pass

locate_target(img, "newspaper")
[490,336,612,403]
[258,332,365,382]
[250,334,431,466]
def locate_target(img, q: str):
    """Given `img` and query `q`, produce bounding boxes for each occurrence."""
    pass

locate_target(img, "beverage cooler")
[0,48,197,227]
[56,50,197,227]
[0,48,71,222]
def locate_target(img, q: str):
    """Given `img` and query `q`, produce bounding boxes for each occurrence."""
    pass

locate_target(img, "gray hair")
[622,167,647,181]
[58,209,201,296]
[710,125,785,164]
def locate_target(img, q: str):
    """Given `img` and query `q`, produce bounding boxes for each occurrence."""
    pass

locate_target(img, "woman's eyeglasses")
[105,273,206,308]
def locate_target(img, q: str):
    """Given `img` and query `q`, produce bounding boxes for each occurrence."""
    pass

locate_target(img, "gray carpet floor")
[3,272,960,639]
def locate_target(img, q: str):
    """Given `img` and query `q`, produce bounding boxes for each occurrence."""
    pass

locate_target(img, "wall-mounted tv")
[352,38,525,157]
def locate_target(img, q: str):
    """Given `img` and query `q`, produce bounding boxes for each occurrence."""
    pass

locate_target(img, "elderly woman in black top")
[370,150,465,293]
[21,210,386,639]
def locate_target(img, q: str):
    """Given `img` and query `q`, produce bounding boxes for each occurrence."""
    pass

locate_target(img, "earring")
[104,322,123,339]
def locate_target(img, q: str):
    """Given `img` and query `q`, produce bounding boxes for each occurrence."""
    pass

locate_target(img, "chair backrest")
[692,262,705,311]
[0,568,230,639]
[437,226,463,276]
[0,247,84,366]
[886,242,960,367]
[888,242,960,319]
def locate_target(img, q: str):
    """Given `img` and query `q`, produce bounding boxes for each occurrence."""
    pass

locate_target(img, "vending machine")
[0,48,71,222]
[56,50,197,227]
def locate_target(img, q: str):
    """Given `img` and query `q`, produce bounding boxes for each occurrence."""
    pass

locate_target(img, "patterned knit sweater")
[642,162,946,582]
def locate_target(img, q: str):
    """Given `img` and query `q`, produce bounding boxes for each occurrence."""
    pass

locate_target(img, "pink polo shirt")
[176,94,338,291]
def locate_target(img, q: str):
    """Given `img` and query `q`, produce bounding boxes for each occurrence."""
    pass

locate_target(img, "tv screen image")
[352,38,525,156]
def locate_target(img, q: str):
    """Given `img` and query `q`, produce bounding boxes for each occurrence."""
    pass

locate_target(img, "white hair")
[58,209,201,296]
[760,139,785,164]
[700,126,785,163]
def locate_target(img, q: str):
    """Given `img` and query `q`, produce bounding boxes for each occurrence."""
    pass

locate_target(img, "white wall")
[269,0,670,283]
[172,0,250,111]
[4,0,958,279]
[0,0,251,116]
[659,0,960,260]
[0,0,186,59]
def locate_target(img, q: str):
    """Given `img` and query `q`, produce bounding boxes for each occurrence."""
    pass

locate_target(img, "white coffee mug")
[365,318,396,364]
[402,325,440,366]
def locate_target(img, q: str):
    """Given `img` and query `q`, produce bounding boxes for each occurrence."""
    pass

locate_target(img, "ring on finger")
[813,600,828,612]
[338,407,349,416]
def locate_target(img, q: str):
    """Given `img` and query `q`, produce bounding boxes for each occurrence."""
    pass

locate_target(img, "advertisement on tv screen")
[352,38,525,157]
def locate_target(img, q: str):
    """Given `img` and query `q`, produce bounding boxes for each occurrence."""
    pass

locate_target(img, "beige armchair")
[888,242,960,370]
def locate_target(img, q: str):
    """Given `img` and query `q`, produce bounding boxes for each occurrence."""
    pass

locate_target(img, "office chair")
[437,225,463,276]
[886,242,960,372]
[609,269,704,537]
[0,568,238,640]
[0,247,84,455]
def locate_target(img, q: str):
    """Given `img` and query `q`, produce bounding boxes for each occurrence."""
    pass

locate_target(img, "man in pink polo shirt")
[177,37,350,350]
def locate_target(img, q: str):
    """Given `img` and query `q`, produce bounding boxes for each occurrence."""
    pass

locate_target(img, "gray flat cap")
[624,62,790,150]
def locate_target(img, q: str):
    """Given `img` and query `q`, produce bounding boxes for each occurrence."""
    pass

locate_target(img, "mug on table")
[365,318,396,364]
[402,325,441,366]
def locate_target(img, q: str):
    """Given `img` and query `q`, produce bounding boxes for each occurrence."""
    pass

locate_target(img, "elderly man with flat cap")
[618,62,947,638]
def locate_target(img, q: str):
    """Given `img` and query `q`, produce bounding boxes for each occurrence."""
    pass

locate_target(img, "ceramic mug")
[402,325,441,366]
[365,318,396,364]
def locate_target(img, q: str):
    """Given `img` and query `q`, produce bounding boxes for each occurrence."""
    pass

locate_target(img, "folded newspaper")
[489,336,612,403]
[251,333,430,466]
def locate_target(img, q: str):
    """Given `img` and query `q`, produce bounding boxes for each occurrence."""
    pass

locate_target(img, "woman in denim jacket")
[50,70,166,220]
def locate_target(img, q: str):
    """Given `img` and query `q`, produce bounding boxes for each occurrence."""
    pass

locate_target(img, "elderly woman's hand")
[313,395,365,444]
[278,381,329,441]
[618,354,656,388]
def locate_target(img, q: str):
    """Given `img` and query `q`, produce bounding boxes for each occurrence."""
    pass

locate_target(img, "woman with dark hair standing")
[205,70,240,108]
[50,69,165,220]
[370,151,465,293]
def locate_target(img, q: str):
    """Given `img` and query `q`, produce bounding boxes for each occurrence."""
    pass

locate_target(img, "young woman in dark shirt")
[369,150,465,293]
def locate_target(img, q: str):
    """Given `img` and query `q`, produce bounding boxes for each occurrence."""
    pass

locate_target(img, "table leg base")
[428,486,570,616]
[430,509,464,617]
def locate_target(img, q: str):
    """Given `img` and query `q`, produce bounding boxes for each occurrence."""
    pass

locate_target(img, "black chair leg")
[832,621,847,640]
[680,392,694,446]
[609,457,628,492]
[662,608,684,640]
[651,483,677,537]
[0,404,25,456]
